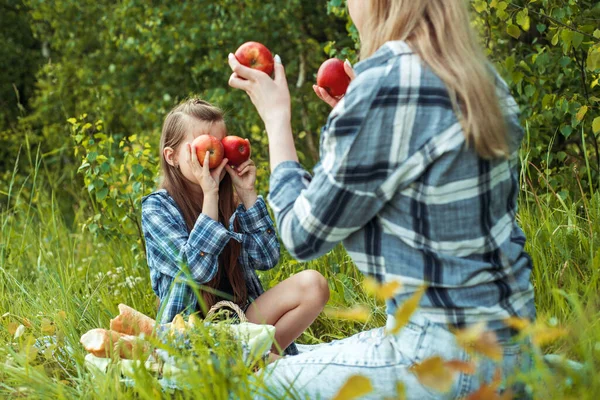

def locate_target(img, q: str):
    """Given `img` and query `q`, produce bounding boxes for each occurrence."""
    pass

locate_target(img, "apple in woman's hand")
[317,58,351,97]
[192,135,224,169]
[222,136,251,167]
[234,42,275,76]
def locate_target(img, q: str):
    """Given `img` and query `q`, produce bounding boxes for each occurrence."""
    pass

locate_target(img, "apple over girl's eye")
[222,136,251,167]
[191,135,224,169]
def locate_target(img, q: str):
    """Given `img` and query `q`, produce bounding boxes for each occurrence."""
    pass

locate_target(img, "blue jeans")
[258,313,531,399]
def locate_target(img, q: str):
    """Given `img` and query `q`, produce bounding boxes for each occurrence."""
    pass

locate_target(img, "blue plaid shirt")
[268,41,535,331]
[141,190,279,324]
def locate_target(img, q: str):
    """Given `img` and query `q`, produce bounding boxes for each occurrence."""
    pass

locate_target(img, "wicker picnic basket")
[205,300,248,323]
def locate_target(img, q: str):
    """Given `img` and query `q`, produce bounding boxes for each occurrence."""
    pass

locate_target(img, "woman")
[228,0,534,398]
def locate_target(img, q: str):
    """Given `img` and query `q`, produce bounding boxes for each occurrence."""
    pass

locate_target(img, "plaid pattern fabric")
[141,190,279,323]
[268,41,535,331]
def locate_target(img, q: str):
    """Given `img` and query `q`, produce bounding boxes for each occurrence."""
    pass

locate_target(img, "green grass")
[0,149,598,399]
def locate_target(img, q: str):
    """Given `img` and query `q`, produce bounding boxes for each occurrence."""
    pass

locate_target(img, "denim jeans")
[258,313,531,399]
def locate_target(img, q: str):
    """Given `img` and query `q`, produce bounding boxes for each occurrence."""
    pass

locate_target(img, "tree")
[0,0,43,173]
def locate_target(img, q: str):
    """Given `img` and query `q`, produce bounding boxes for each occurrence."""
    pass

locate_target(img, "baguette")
[80,328,147,359]
[110,304,156,337]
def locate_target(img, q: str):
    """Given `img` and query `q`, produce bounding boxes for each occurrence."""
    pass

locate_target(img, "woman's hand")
[226,159,258,209]
[187,142,228,195]
[227,54,299,172]
[227,54,291,128]
[312,60,356,108]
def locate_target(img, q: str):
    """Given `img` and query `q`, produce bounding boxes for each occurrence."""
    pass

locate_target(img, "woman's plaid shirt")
[268,41,535,331]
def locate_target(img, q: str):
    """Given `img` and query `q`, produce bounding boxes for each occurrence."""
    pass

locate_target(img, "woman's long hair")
[360,0,508,159]
[159,98,247,312]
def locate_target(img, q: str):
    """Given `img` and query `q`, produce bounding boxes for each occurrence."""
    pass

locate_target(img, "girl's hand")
[225,159,257,208]
[226,159,256,192]
[312,60,356,108]
[188,143,228,195]
[228,54,291,128]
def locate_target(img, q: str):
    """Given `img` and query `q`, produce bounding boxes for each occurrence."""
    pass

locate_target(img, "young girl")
[141,98,330,356]
[228,0,534,398]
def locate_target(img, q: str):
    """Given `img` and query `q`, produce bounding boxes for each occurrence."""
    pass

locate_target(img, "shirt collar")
[354,40,414,75]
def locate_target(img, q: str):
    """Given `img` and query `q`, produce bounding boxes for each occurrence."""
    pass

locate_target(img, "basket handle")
[205,300,248,323]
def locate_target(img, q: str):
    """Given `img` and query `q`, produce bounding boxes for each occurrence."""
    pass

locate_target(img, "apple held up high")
[222,136,251,167]
[317,58,351,97]
[192,135,224,169]
[234,41,275,76]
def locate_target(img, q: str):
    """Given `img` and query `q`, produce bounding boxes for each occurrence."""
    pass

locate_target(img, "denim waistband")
[386,313,519,343]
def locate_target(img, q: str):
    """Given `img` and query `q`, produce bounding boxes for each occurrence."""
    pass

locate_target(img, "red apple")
[192,135,224,169]
[234,41,275,76]
[317,58,351,97]
[222,136,251,167]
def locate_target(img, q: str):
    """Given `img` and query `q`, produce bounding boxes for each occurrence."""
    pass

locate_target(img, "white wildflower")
[14,325,25,339]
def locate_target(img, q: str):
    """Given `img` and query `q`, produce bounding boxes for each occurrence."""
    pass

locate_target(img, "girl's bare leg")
[245,270,329,354]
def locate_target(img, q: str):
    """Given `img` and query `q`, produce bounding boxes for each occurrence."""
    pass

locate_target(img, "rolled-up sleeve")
[142,196,231,284]
[231,196,280,271]
[268,69,394,261]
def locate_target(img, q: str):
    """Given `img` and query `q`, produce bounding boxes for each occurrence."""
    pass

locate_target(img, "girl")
[141,99,330,356]
[228,0,534,398]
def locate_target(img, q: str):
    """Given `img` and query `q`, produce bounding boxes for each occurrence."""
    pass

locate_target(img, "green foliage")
[0,0,43,173]
[472,0,600,197]
[69,115,157,250]
[324,0,359,63]
[0,0,42,129]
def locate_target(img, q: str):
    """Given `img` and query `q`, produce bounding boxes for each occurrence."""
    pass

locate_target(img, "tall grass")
[0,141,598,399]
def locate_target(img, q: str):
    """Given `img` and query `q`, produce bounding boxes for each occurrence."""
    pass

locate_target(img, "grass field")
[0,144,598,399]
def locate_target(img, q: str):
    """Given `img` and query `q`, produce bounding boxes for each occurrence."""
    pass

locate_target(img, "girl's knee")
[296,270,330,304]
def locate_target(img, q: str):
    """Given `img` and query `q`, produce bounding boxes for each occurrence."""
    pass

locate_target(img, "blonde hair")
[160,98,247,312]
[360,0,508,159]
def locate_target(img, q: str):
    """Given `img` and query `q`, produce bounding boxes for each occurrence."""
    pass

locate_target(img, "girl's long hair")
[360,0,508,159]
[159,98,247,312]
